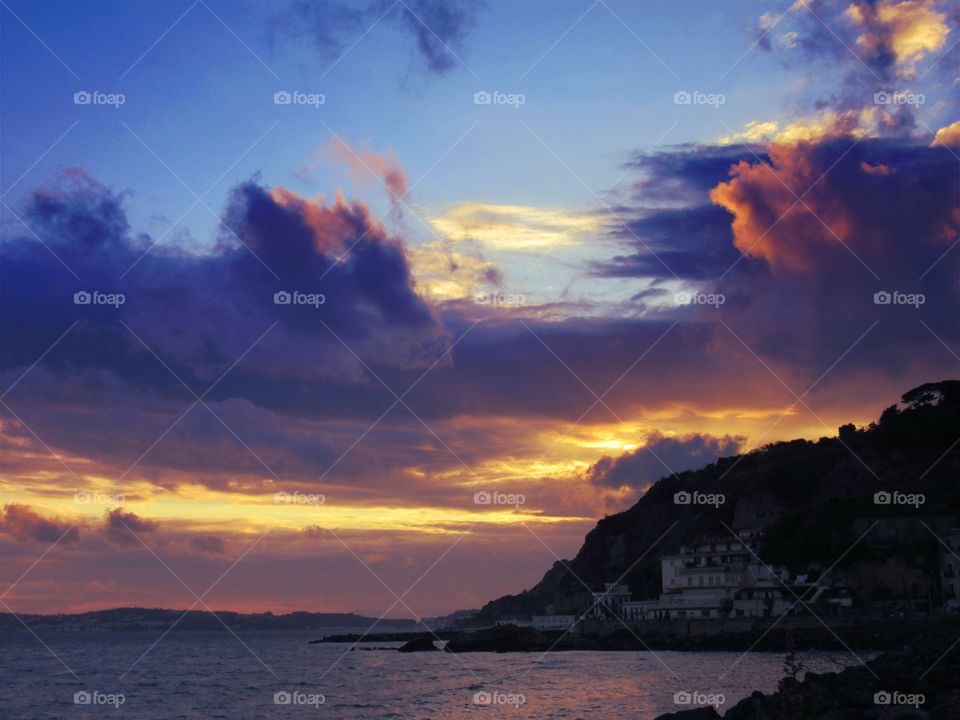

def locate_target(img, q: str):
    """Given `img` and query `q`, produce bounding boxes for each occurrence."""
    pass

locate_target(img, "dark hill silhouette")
[479,380,960,619]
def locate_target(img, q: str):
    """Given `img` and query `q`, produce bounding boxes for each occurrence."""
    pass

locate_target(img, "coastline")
[313,617,960,654]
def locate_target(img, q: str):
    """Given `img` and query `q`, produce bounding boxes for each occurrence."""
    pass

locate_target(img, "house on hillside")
[591,529,796,621]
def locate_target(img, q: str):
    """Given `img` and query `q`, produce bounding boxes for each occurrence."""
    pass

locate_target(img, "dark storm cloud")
[0,170,447,393]
[0,504,80,545]
[587,432,745,490]
[591,204,743,280]
[708,137,959,368]
[619,145,763,205]
[104,508,157,547]
[596,132,958,373]
[274,0,479,74]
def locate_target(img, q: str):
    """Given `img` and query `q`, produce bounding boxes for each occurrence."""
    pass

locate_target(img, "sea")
[0,628,864,718]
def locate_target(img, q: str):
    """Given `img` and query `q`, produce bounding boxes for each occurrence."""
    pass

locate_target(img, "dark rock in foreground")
[657,708,722,719]
[655,632,960,719]
[397,637,439,652]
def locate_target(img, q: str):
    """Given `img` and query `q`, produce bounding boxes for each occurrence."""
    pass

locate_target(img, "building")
[586,583,632,619]
[590,529,794,621]
[531,614,579,630]
[940,529,960,613]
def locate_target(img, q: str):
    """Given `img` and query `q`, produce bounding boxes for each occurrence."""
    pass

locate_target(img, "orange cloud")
[931,119,960,148]
[319,137,409,209]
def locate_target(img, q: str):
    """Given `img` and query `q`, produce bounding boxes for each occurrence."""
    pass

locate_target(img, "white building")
[593,530,793,621]
[586,583,632,619]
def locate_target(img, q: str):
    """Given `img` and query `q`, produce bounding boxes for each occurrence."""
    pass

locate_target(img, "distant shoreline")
[0,607,416,633]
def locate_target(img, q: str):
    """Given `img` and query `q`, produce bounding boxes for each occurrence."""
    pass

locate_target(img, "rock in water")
[397,637,437,652]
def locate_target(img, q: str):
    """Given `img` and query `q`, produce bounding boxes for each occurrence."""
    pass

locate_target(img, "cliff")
[479,381,960,619]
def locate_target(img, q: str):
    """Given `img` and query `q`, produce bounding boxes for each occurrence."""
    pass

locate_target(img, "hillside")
[479,381,960,619]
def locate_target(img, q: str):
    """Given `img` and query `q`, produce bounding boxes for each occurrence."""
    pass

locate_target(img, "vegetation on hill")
[479,381,960,619]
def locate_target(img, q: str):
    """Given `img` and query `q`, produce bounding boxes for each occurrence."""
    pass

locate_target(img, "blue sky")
[2,0,798,244]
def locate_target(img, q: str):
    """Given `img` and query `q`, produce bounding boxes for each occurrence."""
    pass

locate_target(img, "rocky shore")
[655,632,960,720]
[315,618,959,655]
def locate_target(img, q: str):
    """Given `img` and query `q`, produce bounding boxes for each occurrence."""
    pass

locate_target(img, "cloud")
[0,504,79,544]
[430,202,602,250]
[104,508,157,547]
[932,119,960,147]
[709,137,958,273]
[1,169,447,389]
[845,0,951,78]
[590,204,741,281]
[408,238,503,301]
[190,535,227,554]
[274,0,479,75]
[587,432,745,490]
[714,108,894,146]
[300,137,409,215]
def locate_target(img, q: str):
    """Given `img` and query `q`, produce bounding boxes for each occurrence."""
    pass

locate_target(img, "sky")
[0,0,958,618]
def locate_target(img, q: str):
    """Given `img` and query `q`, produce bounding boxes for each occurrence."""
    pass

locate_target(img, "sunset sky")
[1,0,958,617]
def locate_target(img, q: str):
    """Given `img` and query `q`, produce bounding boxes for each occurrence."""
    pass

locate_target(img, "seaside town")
[467,526,960,633]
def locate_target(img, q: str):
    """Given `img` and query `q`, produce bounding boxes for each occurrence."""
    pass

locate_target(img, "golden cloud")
[846,0,950,78]
[428,202,601,250]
